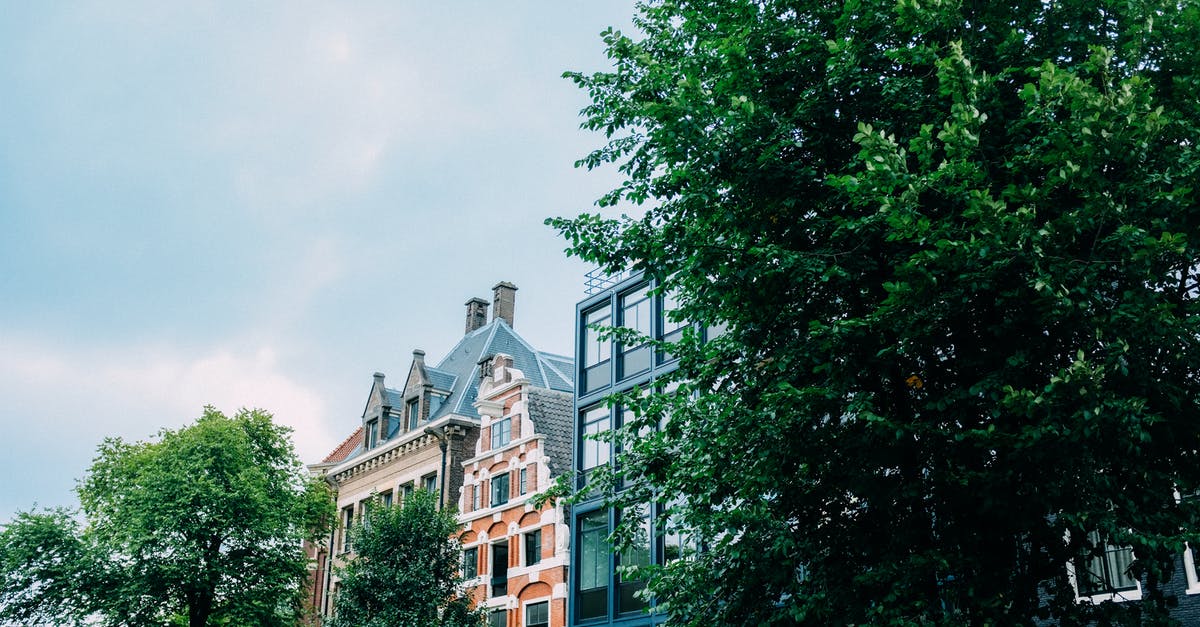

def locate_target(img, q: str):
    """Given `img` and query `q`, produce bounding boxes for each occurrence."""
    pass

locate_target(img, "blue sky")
[0,2,635,519]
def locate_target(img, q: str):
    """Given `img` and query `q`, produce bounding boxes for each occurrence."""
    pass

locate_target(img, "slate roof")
[322,426,363,464]
[382,387,405,408]
[527,387,575,476]
[322,317,575,467]
[428,318,574,422]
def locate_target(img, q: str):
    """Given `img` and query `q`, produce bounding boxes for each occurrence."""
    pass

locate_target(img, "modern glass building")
[569,272,710,627]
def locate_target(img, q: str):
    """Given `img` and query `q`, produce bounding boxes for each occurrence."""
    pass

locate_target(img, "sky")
[0,1,638,521]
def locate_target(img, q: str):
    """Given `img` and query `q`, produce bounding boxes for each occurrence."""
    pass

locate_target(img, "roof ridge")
[321,426,363,464]
[537,353,573,389]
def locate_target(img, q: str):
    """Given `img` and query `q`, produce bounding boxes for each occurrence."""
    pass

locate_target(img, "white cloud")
[0,334,338,480]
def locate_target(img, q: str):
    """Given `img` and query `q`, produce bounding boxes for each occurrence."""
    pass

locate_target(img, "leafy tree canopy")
[552,0,1200,624]
[0,407,334,627]
[327,489,482,627]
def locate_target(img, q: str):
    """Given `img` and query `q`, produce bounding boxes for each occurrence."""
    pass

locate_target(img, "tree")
[552,0,1200,624]
[0,407,334,627]
[326,489,482,627]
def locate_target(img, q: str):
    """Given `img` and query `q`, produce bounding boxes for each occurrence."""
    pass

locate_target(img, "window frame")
[491,416,513,450]
[582,304,613,393]
[617,284,652,380]
[491,541,509,598]
[524,599,550,627]
[1069,531,1142,603]
[463,546,479,580]
[491,472,510,507]
[525,529,542,567]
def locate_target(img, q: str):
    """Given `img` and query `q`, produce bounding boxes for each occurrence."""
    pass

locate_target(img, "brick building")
[459,353,574,627]
[310,282,574,624]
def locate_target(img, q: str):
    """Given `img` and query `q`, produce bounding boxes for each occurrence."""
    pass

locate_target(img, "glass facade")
[572,273,697,626]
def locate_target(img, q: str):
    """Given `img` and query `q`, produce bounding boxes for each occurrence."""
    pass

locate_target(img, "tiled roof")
[425,367,457,392]
[527,387,575,476]
[322,426,363,464]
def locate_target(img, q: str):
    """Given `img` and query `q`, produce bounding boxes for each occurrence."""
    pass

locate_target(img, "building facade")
[459,352,574,627]
[310,282,575,625]
[568,273,709,627]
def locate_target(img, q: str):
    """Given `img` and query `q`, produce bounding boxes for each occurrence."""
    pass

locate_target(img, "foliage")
[327,489,482,627]
[553,0,1200,624]
[0,407,335,627]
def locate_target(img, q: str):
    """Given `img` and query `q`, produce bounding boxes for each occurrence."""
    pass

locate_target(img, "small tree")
[0,407,334,627]
[328,489,482,627]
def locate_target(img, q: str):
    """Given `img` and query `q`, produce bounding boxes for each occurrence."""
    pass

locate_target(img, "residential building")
[310,282,575,625]
[459,352,574,627]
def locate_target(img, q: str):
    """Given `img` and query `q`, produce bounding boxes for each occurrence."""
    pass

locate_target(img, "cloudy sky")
[0,2,637,520]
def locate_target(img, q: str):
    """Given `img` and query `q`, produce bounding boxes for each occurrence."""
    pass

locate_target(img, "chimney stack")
[465,297,489,334]
[492,281,517,328]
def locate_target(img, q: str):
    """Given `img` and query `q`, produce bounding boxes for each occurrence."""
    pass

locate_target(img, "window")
[581,406,611,488]
[660,500,697,563]
[618,505,651,614]
[525,601,549,627]
[341,506,354,553]
[582,305,612,392]
[491,473,510,507]
[488,609,507,627]
[406,398,419,430]
[525,529,542,566]
[463,547,478,579]
[618,285,651,378]
[380,490,393,508]
[491,542,509,597]
[365,419,378,449]
[491,417,512,449]
[1075,531,1138,599]
[660,290,686,343]
[519,467,528,495]
[422,473,438,494]
[577,510,610,620]
[400,482,414,503]
[472,484,480,511]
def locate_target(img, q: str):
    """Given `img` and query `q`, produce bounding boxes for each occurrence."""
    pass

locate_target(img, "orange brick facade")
[459,357,570,627]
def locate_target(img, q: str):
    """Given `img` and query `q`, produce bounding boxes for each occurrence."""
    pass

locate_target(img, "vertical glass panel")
[407,398,419,430]
[581,406,611,487]
[619,285,652,379]
[525,530,542,566]
[489,609,506,627]
[577,511,610,620]
[1078,531,1137,596]
[463,547,478,579]
[661,499,697,563]
[583,305,612,392]
[618,505,651,614]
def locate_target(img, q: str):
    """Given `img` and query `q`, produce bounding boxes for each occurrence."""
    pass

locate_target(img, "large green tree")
[0,407,334,627]
[327,489,482,627]
[553,0,1200,624]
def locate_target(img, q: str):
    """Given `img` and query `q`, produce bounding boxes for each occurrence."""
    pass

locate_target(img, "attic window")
[407,398,420,430]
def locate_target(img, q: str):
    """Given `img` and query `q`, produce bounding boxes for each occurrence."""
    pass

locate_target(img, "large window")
[1076,532,1138,598]
[577,510,610,621]
[525,529,542,566]
[489,609,507,627]
[525,601,549,627]
[463,547,478,579]
[618,505,651,614]
[491,473,510,507]
[491,417,512,450]
[422,473,438,494]
[491,542,509,598]
[583,305,612,392]
[618,285,652,378]
[580,406,611,488]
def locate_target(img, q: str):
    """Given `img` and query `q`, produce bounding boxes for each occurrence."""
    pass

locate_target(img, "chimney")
[373,371,385,386]
[465,297,489,334]
[492,281,517,328]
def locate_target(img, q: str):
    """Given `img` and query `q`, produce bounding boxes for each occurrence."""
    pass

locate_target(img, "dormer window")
[365,419,379,449]
[406,398,420,431]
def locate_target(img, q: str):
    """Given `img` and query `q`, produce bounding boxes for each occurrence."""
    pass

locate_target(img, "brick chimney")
[465,297,489,334]
[492,281,517,328]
